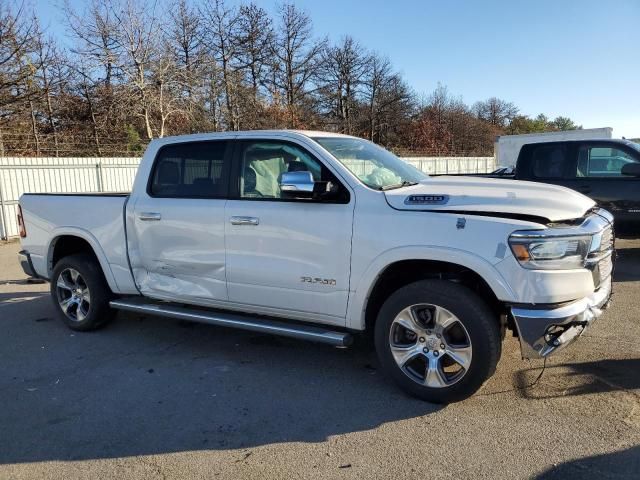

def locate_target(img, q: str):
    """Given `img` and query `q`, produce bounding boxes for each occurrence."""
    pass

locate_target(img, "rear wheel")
[50,254,115,331]
[375,279,501,403]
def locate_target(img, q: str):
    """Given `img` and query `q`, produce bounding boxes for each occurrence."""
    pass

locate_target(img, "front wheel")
[50,254,115,331]
[375,280,501,403]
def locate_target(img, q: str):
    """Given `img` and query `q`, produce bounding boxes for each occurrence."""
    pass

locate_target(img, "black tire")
[50,254,116,331]
[374,279,501,403]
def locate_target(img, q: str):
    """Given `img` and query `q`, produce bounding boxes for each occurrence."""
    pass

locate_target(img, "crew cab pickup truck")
[17,130,614,403]
[485,139,640,235]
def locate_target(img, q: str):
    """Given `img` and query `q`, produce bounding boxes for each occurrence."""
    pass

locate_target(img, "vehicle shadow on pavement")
[0,298,442,465]
[1,278,46,286]
[512,358,640,399]
[0,290,48,305]
[534,445,640,479]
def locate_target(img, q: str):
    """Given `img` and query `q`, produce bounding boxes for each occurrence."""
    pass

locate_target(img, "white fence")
[0,157,141,239]
[0,155,494,239]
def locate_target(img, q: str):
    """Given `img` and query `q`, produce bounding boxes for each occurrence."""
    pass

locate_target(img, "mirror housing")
[280,171,315,198]
[621,162,640,177]
[279,171,342,201]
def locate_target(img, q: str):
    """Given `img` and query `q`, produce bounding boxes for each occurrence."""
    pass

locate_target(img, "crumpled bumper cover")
[510,276,612,359]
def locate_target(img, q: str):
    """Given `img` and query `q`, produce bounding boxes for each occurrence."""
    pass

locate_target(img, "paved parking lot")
[1,239,639,479]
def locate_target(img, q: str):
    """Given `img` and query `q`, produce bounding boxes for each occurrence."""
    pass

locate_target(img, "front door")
[224,139,354,324]
[565,142,640,233]
[128,139,232,304]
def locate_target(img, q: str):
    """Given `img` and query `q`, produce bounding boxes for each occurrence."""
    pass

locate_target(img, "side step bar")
[110,298,353,347]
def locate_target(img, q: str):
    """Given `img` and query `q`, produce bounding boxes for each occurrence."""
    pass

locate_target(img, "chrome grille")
[600,226,613,253]
[598,254,613,283]
[587,224,614,288]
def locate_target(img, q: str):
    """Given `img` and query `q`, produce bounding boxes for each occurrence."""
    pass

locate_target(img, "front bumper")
[511,276,612,359]
[18,250,38,278]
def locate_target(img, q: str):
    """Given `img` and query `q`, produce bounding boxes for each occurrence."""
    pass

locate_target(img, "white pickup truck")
[17,130,614,403]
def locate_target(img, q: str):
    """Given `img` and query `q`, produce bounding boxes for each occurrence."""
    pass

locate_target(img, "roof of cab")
[150,129,355,147]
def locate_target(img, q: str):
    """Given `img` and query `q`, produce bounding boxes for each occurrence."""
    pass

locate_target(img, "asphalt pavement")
[1,239,639,479]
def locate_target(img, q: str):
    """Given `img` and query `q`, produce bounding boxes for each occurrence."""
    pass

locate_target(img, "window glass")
[531,145,568,178]
[314,137,427,189]
[577,145,636,178]
[239,141,327,199]
[150,141,228,197]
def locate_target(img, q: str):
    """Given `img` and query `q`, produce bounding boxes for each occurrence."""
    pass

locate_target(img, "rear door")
[224,138,355,324]
[128,140,232,305]
[563,141,640,231]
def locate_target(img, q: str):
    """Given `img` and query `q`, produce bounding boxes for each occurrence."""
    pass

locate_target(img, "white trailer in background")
[495,127,613,168]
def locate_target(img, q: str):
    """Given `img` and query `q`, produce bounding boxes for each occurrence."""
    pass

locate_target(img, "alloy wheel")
[389,303,473,388]
[56,268,91,322]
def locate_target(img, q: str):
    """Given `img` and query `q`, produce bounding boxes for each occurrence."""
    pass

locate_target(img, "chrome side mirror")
[280,171,315,198]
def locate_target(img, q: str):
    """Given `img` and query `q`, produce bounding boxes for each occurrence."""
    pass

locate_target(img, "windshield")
[313,137,428,190]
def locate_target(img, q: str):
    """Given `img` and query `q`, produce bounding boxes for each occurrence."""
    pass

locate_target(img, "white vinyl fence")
[0,155,494,239]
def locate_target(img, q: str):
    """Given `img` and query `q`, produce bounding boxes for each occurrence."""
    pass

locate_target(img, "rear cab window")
[528,143,571,179]
[149,141,230,198]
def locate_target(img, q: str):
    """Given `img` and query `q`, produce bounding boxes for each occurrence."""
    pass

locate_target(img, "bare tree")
[112,0,161,139]
[272,3,325,128]
[151,48,186,138]
[472,97,518,128]
[31,25,68,156]
[0,1,41,154]
[236,3,274,97]
[317,36,368,134]
[167,0,202,98]
[69,61,104,155]
[358,52,413,145]
[202,0,241,130]
[65,0,121,87]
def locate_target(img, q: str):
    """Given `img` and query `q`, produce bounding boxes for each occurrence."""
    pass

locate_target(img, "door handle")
[138,212,162,221]
[230,216,259,226]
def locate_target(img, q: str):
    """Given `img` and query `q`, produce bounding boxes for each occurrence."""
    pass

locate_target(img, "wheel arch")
[47,228,120,293]
[347,246,516,331]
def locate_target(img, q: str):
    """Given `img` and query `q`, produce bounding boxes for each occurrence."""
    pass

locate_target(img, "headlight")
[508,234,592,270]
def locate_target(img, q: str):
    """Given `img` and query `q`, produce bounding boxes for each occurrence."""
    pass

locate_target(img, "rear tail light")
[17,205,26,238]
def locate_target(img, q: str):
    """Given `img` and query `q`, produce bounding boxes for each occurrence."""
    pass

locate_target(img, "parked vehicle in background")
[481,139,640,235]
[494,127,612,169]
[16,130,614,403]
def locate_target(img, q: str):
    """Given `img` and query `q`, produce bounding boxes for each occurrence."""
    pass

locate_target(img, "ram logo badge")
[404,194,449,205]
[301,276,336,286]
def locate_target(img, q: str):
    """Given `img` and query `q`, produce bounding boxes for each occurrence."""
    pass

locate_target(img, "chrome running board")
[110,298,353,347]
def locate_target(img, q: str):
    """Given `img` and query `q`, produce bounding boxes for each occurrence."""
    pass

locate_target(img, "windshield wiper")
[379,181,419,191]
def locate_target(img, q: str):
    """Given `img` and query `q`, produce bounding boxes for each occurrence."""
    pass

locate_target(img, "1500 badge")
[404,194,449,205]
[301,276,336,286]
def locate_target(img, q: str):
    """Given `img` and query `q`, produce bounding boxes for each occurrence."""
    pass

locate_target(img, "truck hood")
[383,176,595,222]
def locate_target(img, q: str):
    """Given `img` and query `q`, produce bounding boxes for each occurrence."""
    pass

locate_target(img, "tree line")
[0,0,581,157]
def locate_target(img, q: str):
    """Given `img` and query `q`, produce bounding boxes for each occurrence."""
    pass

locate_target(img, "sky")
[35,0,640,138]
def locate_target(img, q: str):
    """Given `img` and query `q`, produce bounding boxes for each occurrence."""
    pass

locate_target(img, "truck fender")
[346,245,516,330]
[46,227,121,293]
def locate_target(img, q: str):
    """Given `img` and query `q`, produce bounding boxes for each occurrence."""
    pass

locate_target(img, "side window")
[238,141,336,200]
[577,145,637,178]
[531,144,569,179]
[150,141,229,197]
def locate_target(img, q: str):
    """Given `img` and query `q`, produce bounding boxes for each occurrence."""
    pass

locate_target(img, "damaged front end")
[509,209,614,358]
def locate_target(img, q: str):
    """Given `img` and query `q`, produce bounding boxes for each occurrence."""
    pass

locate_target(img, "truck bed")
[19,193,133,293]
